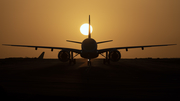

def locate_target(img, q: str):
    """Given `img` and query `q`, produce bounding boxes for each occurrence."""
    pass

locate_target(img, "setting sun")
[80,23,93,35]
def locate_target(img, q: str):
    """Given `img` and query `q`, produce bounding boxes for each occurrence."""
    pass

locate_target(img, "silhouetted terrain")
[0,58,180,101]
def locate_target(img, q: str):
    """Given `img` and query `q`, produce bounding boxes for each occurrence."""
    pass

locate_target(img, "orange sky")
[0,0,179,59]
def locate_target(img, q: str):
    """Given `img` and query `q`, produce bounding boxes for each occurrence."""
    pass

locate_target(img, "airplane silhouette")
[2,15,176,65]
[37,52,45,59]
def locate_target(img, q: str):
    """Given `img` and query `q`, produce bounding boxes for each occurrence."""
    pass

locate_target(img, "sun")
[80,23,93,35]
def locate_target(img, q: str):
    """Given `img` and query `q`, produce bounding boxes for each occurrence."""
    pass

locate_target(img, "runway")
[0,58,180,100]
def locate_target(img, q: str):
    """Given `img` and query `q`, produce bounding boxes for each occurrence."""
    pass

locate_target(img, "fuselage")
[80,38,98,59]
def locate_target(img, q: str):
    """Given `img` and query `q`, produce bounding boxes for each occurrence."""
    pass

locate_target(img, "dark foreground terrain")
[0,58,180,101]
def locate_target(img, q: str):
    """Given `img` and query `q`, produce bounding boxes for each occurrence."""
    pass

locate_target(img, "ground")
[0,58,180,100]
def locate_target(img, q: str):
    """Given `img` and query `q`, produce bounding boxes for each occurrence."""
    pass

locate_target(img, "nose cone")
[82,38,97,51]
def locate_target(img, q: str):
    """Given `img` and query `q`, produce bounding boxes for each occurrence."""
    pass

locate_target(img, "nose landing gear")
[87,59,91,66]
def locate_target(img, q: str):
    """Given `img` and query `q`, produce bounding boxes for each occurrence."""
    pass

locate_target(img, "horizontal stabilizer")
[66,40,82,44]
[97,40,113,44]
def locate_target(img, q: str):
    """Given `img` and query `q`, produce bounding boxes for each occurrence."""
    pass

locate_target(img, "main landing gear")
[101,51,110,64]
[69,51,78,65]
[69,59,76,64]
[103,59,110,64]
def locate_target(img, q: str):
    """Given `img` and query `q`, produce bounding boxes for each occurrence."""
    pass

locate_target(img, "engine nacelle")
[109,50,121,62]
[58,50,70,62]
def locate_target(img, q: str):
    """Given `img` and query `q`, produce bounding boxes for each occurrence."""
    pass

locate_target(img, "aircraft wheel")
[107,59,110,64]
[87,61,89,65]
[69,60,72,64]
[87,61,91,66]
[103,59,106,64]
[73,59,76,64]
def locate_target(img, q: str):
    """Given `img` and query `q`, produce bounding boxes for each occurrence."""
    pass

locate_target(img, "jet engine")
[58,50,70,62]
[109,50,121,62]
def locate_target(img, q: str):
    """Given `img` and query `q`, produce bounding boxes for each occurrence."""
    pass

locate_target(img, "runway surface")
[0,58,180,100]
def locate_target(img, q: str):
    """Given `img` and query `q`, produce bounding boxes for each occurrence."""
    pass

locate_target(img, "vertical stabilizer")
[88,15,91,38]
[38,52,45,59]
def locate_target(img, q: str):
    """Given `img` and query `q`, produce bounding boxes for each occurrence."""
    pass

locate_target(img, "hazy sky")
[0,0,179,59]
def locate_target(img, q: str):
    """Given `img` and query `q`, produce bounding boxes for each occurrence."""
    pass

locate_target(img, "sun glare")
[80,23,93,35]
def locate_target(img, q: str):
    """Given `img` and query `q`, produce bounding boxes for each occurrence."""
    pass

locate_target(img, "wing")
[98,44,176,54]
[2,44,81,54]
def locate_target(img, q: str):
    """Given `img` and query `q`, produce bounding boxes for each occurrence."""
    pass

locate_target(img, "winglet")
[88,15,91,38]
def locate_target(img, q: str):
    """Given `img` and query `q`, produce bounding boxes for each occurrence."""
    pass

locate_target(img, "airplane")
[2,15,176,65]
[37,52,45,59]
